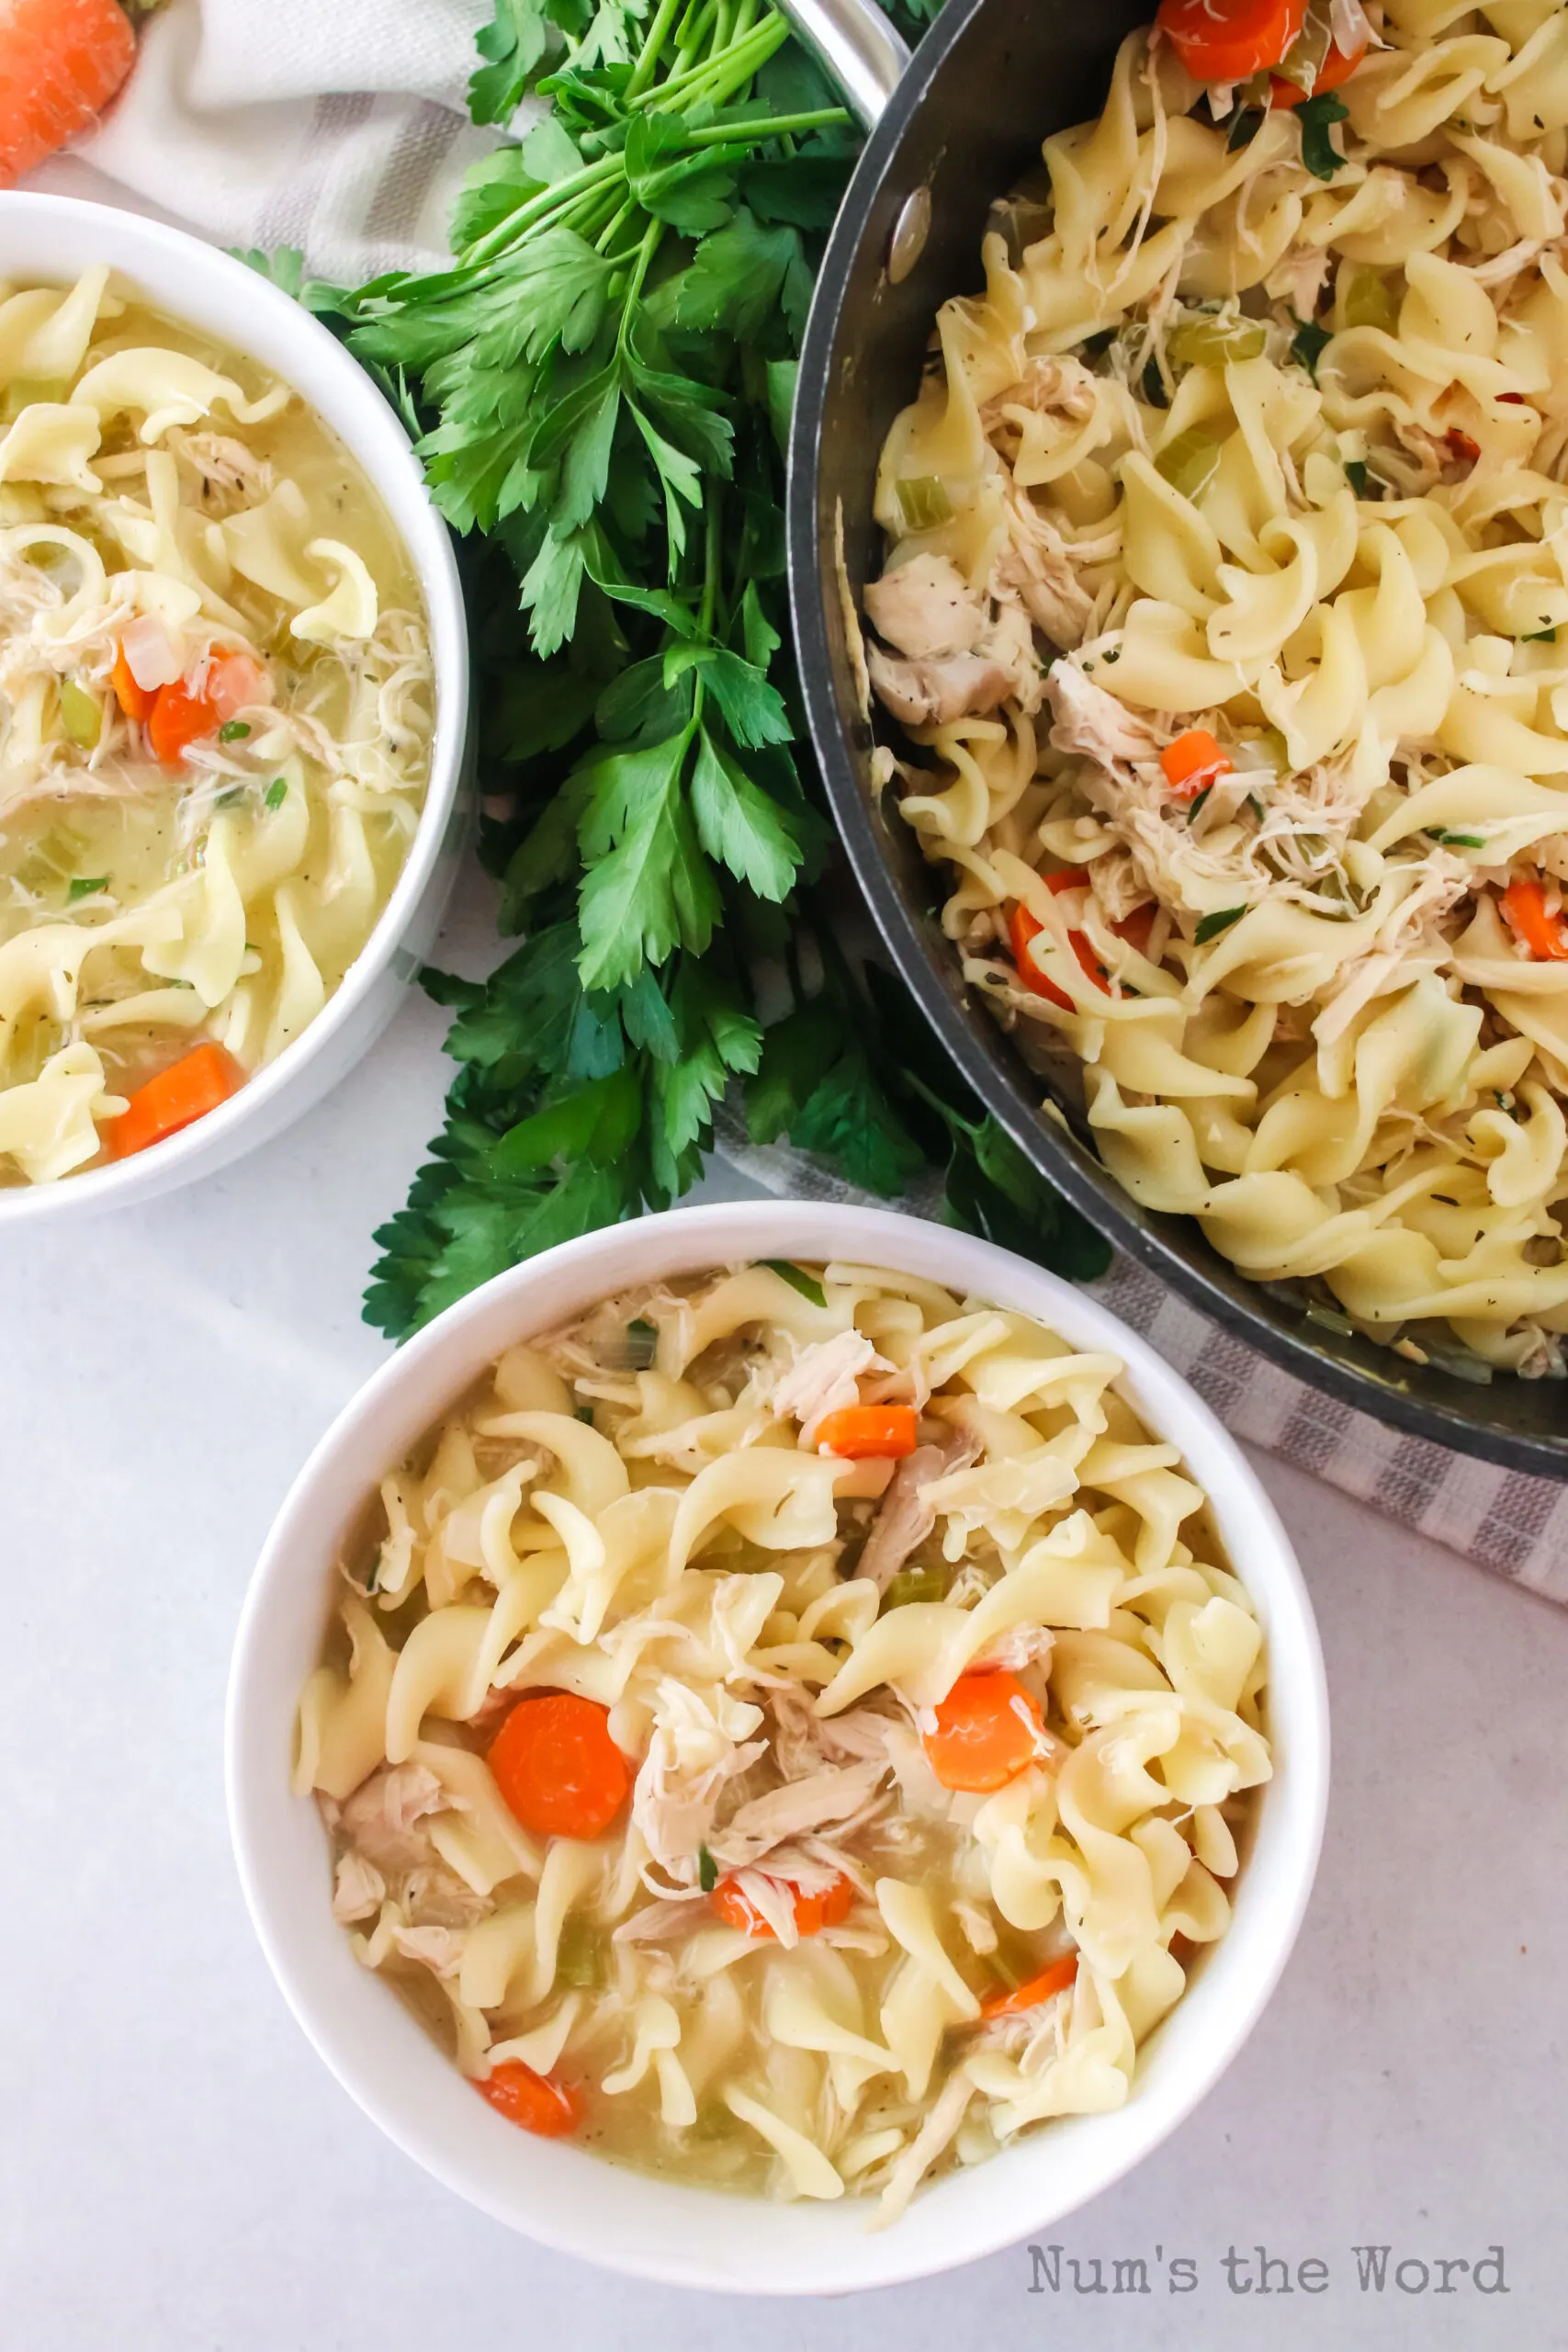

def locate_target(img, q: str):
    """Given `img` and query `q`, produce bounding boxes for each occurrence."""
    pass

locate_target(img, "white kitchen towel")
[24,1,1568,1602]
[25,0,498,285]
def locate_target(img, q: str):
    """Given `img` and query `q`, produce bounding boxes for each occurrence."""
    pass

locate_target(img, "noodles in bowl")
[294,1254,1272,2223]
[0,264,435,1184]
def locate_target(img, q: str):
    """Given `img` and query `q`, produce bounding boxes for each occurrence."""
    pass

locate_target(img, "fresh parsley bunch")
[334,0,1105,1338]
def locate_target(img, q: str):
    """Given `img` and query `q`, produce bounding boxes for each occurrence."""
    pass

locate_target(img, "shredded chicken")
[710,1761,891,1870]
[856,1427,982,1592]
[863,553,987,662]
[335,1763,447,1878]
[1044,657,1166,774]
[768,1329,894,1443]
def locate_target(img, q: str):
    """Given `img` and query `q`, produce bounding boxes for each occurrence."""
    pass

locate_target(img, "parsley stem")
[648,12,786,108]
[595,195,640,254]
[627,0,685,99]
[699,481,722,639]
[462,155,623,270]
[683,107,850,143]
[676,0,716,51]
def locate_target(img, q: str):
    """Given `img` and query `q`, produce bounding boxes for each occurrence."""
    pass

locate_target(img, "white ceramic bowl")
[227,1202,1329,2294]
[0,193,469,1220]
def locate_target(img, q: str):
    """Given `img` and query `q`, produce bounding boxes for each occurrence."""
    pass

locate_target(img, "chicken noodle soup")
[296,1262,1270,2221]
[863,2,1568,1377]
[0,268,434,1182]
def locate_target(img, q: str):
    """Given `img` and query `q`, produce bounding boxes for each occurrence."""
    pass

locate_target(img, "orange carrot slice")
[487,1691,631,1841]
[477,2063,582,2137]
[1160,729,1231,798]
[107,1042,241,1159]
[1502,877,1568,961]
[110,642,155,725]
[923,1671,1044,1793]
[710,1873,855,1939]
[981,1953,1079,2019]
[1157,0,1307,81]
[814,1404,919,1459]
[0,0,138,188]
[1269,34,1368,104]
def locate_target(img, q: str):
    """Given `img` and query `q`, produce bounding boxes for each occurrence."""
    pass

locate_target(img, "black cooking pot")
[779,0,1568,1477]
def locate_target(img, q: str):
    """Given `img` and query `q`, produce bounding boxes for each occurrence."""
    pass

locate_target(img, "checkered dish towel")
[28,0,1568,1601]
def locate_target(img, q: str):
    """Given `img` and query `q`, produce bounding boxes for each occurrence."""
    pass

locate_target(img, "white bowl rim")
[226,1200,1330,2295]
[0,191,468,1221]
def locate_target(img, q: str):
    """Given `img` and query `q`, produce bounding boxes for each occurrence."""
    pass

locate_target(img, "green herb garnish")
[626,1317,658,1368]
[761,1259,827,1306]
[67,875,109,901]
[1290,317,1332,379]
[698,1842,717,1894]
[1522,626,1559,644]
[1428,828,1486,848]
[325,0,1112,1344]
[218,719,253,742]
[1194,905,1247,944]
[1295,92,1349,180]
[1247,792,1265,820]
[1186,784,1213,825]
[264,777,287,810]
[1226,104,1265,153]
[1345,458,1370,497]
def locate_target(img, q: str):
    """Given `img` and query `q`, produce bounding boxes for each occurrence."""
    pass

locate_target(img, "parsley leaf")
[762,1260,828,1307]
[67,875,109,901]
[264,777,288,809]
[1294,92,1349,180]
[1194,905,1247,944]
[1291,317,1331,378]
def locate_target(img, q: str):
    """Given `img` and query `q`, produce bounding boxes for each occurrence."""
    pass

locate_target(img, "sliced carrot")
[923,1670,1043,1793]
[1112,902,1158,956]
[147,652,266,764]
[981,1952,1079,2020]
[1156,0,1308,82]
[1160,729,1231,798]
[477,2062,582,2137]
[814,1404,919,1459]
[1043,867,1089,894]
[487,1690,631,1841]
[711,1873,855,1940]
[107,1042,241,1159]
[1010,903,1110,1010]
[110,642,155,725]
[1269,34,1368,104]
[1502,877,1568,961]
[0,0,137,188]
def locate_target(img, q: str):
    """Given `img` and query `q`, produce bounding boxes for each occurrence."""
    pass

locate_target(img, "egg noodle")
[0,269,434,1182]
[296,1261,1269,2221]
[865,0,1568,1377]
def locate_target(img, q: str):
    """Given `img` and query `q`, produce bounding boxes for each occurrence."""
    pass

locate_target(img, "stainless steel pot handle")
[771,0,911,129]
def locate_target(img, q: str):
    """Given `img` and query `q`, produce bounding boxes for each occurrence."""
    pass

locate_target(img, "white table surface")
[4,864,1564,2352]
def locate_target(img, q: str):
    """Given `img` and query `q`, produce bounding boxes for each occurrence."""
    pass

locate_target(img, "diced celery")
[1154,426,1223,502]
[882,1566,947,1612]
[1343,268,1397,334]
[555,1917,604,1989]
[896,475,953,532]
[60,678,102,751]
[1167,314,1266,369]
